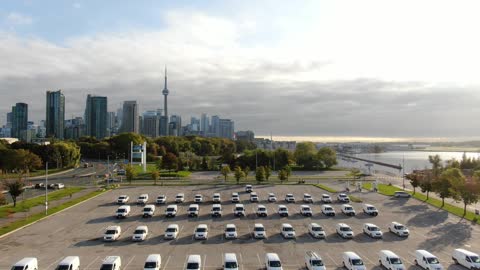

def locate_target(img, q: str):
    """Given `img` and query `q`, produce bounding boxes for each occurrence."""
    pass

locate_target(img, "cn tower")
[162,66,169,135]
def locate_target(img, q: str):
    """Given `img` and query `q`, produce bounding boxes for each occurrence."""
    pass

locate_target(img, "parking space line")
[46,257,62,269]
[163,255,171,270]
[124,255,135,269]
[257,253,262,265]
[203,254,207,270]
[356,251,375,265]
[326,252,339,266]
[85,256,100,269]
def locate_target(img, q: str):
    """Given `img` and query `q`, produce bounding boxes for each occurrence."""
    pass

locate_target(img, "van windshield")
[134,230,145,234]
[427,258,439,264]
[189,208,197,211]
[166,228,177,232]
[352,259,364,266]
[186,263,199,269]
[311,260,324,266]
[117,209,126,213]
[340,227,351,231]
[312,226,323,231]
[471,256,480,263]
[254,227,265,231]
[213,207,221,211]
[269,261,282,267]
[283,227,294,232]
[395,225,406,230]
[144,208,152,212]
[390,258,402,264]
[105,230,117,234]
[325,207,333,211]
[57,265,70,270]
[225,262,238,268]
[12,267,24,270]
[100,264,114,270]
[226,227,236,232]
[167,208,175,212]
[235,207,244,211]
[196,228,207,232]
[144,262,157,268]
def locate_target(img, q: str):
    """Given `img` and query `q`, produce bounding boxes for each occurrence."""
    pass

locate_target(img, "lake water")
[337,151,480,176]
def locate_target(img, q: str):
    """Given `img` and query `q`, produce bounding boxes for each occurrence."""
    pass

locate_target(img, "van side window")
[466,257,471,262]
[25,266,28,270]
[423,257,426,262]
[69,265,72,270]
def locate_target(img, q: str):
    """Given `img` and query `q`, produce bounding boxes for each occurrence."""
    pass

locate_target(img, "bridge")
[338,153,403,170]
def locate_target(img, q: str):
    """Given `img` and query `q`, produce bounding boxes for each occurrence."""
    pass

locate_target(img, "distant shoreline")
[256,135,480,144]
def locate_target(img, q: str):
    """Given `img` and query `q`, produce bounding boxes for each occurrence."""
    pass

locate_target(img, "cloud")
[73,2,81,9]
[4,12,32,25]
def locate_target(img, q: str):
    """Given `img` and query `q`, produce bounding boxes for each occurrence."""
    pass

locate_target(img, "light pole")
[45,162,48,215]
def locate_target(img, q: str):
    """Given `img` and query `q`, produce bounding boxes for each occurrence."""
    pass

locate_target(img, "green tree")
[255,166,266,183]
[317,147,337,169]
[220,165,231,182]
[125,164,136,183]
[162,152,179,172]
[274,148,294,169]
[452,176,480,216]
[434,168,461,207]
[265,166,271,180]
[201,156,209,170]
[283,165,292,181]
[14,149,43,175]
[419,171,434,200]
[278,169,287,183]
[151,170,159,185]
[406,172,421,194]
[294,142,319,169]
[429,154,443,177]
[233,166,245,184]
[244,166,250,180]
[2,177,25,207]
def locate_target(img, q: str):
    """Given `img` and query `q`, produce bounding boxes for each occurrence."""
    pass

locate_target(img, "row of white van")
[114,203,380,218]
[103,221,409,241]
[10,249,480,270]
[116,191,352,205]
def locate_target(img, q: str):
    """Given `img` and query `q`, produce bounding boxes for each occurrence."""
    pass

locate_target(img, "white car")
[305,251,326,270]
[379,250,405,270]
[116,205,131,218]
[303,193,313,203]
[117,195,129,204]
[256,205,268,217]
[156,195,167,204]
[321,205,336,216]
[104,225,121,241]
[194,224,208,240]
[245,185,253,193]
[281,223,296,239]
[250,192,259,202]
[285,194,295,203]
[212,193,221,203]
[253,223,267,239]
[265,253,283,270]
[300,205,313,217]
[231,192,240,203]
[175,193,185,203]
[164,224,179,239]
[268,193,277,202]
[336,223,354,239]
[342,252,366,270]
[278,205,289,217]
[224,253,239,270]
[394,191,411,198]
[186,255,201,270]
[321,194,332,203]
[142,204,155,218]
[224,224,238,239]
[341,204,356,216]
[363,223,383,238]
[132,225,148,241]
[194,194,203,203]
[362,204,379,216]
[234,204,245,217]
[337,193,350,203]
[308,223,326,239]
[211,204,222,217]
[388,222,409,237]
[137,194,149,204]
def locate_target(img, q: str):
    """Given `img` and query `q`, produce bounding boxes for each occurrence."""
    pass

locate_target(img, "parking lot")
[1,184,479,270]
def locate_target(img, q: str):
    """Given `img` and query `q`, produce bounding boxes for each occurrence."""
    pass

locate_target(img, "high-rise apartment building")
[142,111,160,138]
[11,103,28,139]
[107,112,116,136]
[219,119,235,140]
[211,115,220,137]
[120,101,139,133]
[84,95,108,139]
[169,115,182,136]
[46,90,65,139]
[200,113,209,135]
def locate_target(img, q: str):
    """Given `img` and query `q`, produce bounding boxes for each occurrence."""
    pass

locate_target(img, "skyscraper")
[219,119,235,139]
[84,95,108,139]
[200,113,209,135]
[46,90,65,139]
[120,101,139,133]
[11,103,28,139]
[142,111,160,138]
[107,112,116,136]
[161,67,169,136]
[211,115,220,137]
[169,115,182,136]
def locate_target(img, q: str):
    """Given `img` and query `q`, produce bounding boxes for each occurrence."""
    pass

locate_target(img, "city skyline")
[1,1,480,138]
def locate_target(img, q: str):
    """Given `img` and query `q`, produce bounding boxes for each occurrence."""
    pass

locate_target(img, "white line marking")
[257,253,262,265]
[163,255,171,270]
[356,251,375,265]
[326,252,339,266]
[203,254,207,270]
[85,256,100,269]
[124,255,135,269]
[46,257,62,269]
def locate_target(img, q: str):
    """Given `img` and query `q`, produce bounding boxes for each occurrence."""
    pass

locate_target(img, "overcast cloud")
[1,1,480,139]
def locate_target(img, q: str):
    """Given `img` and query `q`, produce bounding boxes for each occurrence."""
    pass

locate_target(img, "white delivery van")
[388,222,410,237]
[194,224,209,240]
[144,254,161,270]
[186,255,201,270]
[56,256,80,270]
[224,253,239,270]
[321,194,332,203]
[321,205,336,216]
[256,205,268,217]
[414,250,443,270]
[117,195,129,204]
[156,194,167,204]
[308,223,326,239]
[165,204,178,217]
[143,204,155,218]
[164,224,179,239]
[268,193,277,202]
[225,224,238,239]
[342,252,366,270]
[234,204,245,217]
[285,194,295,203]
[188,204,200,217]
[175,193,185,203]
[265,253,283,270]
[341,204,356,216]
[100,256,121,270]
[116,205,131,218]
[280,223,296,239]
[362,223,383,238]
[253,223,267,239]
[250,192,259,202]
[379,250,405,270]
[132,225,149,241]
[278,205,289,217]
[194,194,203,203]
[305,251,326,270]
[337,193,350,203]
[245,184,253,193]
[336,223,354,239]
[300,205,313,217]
[362,204,379,216]
[231,192,240,203]
[104,225,121,241]
[303,193,313,203]
[137,194,149,204]
[11,257,38,270]
[452,249,480,270]
[212,193,221,203]
[211,204,222,217]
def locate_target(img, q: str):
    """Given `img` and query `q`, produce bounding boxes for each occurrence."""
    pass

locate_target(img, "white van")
[188,204,200,217]
[341,204,356,216]
[211,204,222,217]
[156,194,167,204]
[253,223,267,239]
[116,205,131,218]
[175,193,185,203]
[379,250,405,270]
[143,204,156,218]
[305,251,326,270]
[234,204,245,217]
[342,252,366,270]
[224,253,239,270]
[11,257,38,270]
[104,225,121,241]
[321,194,332,203]
[194,224,209,240]
[285,194,295,203]
[308,223,326,239]
[137,194,149,204]
[414,250,443,270]
[303,193,313,203]
[278,205,289,217]
[164,224,179,239]
[194,194,203,203]
[250,192,259,202]
[337,193,350,203]
[321,205,335,216]
[363,204,379,216]
[231,192,240,203]
[144,254,161,270]
[300,205,313,217]
[57,256,80,270]
[213,193,221,203]
[268,193,277,202]
[363,223,383,238]
[186,255,201,270]
[225,224,238,239]
[388,222,410,237]
[336,223,354,239]
[117,195,129,204]
[165,204,178,217]
[452,249,480,270]
[265,253,283,270]
[245,184,253,193]
[100,256,121,270]
[281,223,296,238]
[256,205,268,217]
[132,225,149,241]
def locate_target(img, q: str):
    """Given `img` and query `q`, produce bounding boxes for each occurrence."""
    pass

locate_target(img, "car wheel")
[414,260,418,265]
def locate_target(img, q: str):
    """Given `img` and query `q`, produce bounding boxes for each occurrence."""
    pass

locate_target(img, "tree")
[429,154,443,177]
[406,172,421,194]
[452,177,480,216]
[317,147,337,169]
[220,165,231,182]
[434,168,461,207]
[125,164,136,184]
[162,152,179,172]
[233,166,245,184]
[294,142,319,169]
[265,166,271,180]
[419,171,434,200]
[244,166,250,180]
[256,166,266,183]
[283,165,292,181]
[278,169,287,183]
[201,156,209,170]
[14,149,43,175]
[2,177,25,207]
[151,170,159,185]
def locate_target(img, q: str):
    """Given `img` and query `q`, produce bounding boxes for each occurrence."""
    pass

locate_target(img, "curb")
[27,168,76,180]
[0,189,110,239]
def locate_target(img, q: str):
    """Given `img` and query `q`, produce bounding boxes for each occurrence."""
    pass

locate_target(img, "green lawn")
[0,189,106,236]
[362,183,403,196]
[0,187,84,218]
[314,184,338,193]
[2,168,69,179]
[129,163,191,179]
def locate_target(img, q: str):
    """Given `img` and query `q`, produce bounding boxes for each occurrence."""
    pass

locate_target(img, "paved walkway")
[0,187,96,228]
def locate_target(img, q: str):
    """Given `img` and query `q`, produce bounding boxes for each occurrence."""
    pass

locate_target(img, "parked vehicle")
[321,194,332,203]
[142,204,155,218]
[194,194,203,203]
[165,204,178,217]
[212,193,221,203]
[56,256,80,270]
[363,223,383,238]
[452,249,480,270]
[188,204,200,217]
[321,205,336,216]
[336,223,354,239]
[379,250,405,270]
[234,204,245,217]
[388,222,410,237]
[337,193,350,203]
[253,223,267,239]
[103,225,121,241]
[245,185,253,193]
[164,224,179,239]
[11,257,38,270]
[414,250,443,270]
[285,194,295,203]
[175,193,185,203]
[278,205,289,217]
[231,192,240,203]
[100,256,121,270]
[224,253,239,270]
[305,251,326,270]
[265,253,283,270]
[117,195,129,204]
[341,204,356,216]
[211,204,222,217]
[224,224,238,239]
[34,183,45,189]
[303,193,313,203]
[256,205,268,217]
[156,195,167,204]
[194,224,209,240]
[394,191,411,198]
[144,254,161,270]
[300,205,313,217]
[308,223,326,239]
[116,205,131,218]
[363,204,379,216]
[280,223,296,238]
[137,194,149,204]
[186,255,201,270]
[54,183,65,189]
[268,193,277,202]
[132,225,148,241]
[342,252,366,270]
[250,192,259,202]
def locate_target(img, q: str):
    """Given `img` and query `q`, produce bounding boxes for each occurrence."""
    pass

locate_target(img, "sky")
[1,0,480,140]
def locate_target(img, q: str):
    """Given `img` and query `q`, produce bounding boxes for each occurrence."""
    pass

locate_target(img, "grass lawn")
[128,163,191,179]
[2,168,69,179]
[0,189,106,236]
[314,184,338,193]
[0,187,84,218]
[362,183,403,196]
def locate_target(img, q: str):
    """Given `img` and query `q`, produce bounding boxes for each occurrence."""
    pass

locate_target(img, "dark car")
[34,183,45,189]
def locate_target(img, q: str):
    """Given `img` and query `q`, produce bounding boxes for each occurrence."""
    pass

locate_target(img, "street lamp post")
[45,162,48,215]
